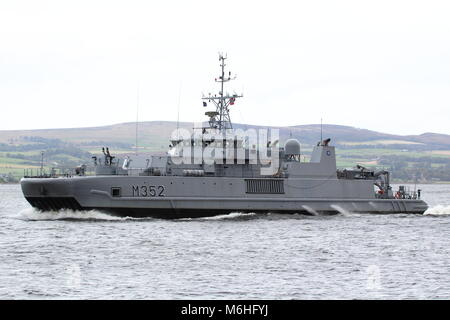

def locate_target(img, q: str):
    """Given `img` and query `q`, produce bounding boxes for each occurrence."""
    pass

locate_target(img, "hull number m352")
[132,185,165,197]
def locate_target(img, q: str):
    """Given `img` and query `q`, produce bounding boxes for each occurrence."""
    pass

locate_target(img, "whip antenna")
[320,118,323,142]
[135,82,139,155]
[176,81,182,140]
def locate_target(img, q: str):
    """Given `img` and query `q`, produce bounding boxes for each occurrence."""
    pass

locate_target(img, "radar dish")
[285,139,301,155]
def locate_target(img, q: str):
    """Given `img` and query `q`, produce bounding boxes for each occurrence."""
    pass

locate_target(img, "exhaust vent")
[245,179,284,194]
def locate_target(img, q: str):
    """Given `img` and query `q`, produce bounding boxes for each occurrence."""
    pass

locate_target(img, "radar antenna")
[202,54,243,131]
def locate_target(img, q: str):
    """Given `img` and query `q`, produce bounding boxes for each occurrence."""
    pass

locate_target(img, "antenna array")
[202,54,243,131]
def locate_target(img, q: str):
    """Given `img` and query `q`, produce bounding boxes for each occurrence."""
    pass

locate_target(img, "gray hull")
[19,56,429,219]
[21,176,428,218]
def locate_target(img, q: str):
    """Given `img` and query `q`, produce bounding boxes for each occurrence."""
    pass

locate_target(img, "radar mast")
[202,54,242,132]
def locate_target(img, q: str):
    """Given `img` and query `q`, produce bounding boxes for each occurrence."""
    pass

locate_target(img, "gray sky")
[1,0,449,135]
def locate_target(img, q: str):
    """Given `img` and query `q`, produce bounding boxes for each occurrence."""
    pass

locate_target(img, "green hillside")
[1,122,449,183]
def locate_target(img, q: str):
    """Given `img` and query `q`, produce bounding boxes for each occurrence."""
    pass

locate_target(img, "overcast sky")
[1,0,449,135]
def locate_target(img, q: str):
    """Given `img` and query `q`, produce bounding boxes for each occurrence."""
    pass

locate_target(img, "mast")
[202,54,242,132]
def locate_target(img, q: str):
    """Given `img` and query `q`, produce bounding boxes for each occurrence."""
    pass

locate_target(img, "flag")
[203,101,207,107]
[230,97,235,105]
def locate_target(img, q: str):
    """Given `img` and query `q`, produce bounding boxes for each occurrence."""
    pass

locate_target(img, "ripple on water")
[0,183,449,299]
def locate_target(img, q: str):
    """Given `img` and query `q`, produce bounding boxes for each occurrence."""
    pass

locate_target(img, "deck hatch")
[245,179,284,194]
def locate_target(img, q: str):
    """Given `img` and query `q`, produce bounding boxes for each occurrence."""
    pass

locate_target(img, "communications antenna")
[176,82,182,140]
[202,54,243,132]
[135,83,139,155]
[320,118,323,142]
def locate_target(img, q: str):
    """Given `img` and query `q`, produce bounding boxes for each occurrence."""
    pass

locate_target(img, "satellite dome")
[285,139,301,155]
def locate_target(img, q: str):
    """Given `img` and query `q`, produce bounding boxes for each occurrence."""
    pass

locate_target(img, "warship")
[21,55,428,218]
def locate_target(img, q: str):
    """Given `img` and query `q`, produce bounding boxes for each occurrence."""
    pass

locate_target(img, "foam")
[179,212,257,221]
[330,204,352,216]
[15,208,136,221]
[423,205,450,216]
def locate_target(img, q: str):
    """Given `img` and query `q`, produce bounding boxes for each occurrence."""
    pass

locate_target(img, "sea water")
[0,183,449,299]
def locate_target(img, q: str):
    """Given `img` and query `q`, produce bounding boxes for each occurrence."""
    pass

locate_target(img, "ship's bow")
[21,177,82,211]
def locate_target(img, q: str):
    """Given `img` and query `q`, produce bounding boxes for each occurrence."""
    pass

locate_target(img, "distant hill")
[1,121,449,182]
[1,121,450,149]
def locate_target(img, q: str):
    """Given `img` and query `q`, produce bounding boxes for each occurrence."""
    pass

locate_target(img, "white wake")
[330,204,352,216]
[301,205,319,216]
[423,205,450,216]
[190,212,257,221]
[16,208,136,221]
